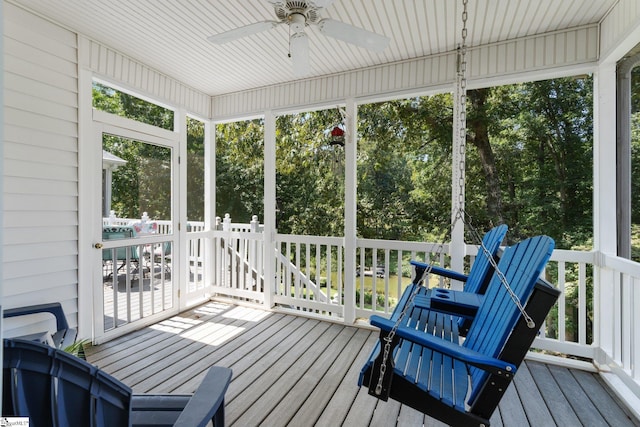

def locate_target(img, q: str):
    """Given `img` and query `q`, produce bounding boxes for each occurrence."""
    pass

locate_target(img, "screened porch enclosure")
[3,0,640,423]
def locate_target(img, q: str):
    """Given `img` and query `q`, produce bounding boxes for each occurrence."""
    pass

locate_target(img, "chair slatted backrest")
[462,235,554,405]
[3,339,132,427]
[464,224,508,294]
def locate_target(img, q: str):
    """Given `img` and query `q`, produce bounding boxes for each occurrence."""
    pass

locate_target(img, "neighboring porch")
[85,300,640,427]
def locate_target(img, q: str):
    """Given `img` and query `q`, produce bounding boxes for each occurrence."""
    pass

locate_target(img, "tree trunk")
[468,88,504,224]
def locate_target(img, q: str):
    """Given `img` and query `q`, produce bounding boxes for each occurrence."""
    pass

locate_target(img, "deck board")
[547,364,610,427]
[511,362,555,425]
[85,301,640,427]
[526,360,583,425]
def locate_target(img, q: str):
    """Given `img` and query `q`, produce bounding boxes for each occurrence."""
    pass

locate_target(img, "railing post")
[263,110,277,309]
[214,216,222,286]
[250,215,259,291]
[222,213,231,232]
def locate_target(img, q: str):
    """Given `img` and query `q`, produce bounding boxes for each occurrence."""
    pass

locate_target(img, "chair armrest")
[410,260,469,283]
[420,289,482,319]
[3,303,70,331]
[174,366,232,427]
[131,367,232,427]
[370,315,516,377]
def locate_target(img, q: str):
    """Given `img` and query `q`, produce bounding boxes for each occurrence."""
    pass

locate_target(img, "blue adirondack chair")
[3,338,232,427]
[359,235,559,427]
[411,224,508,296]
[395,224,508,335]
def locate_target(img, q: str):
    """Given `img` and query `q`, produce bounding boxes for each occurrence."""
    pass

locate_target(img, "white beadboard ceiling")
[10,0,616,96]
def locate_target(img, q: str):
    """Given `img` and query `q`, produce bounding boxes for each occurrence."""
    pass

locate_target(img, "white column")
[0,0,4,352]
[593,61,618,362]
[76,61,98,340]
[0,0,3,385]
[263,111,277,308]
[175,109,187,309]
[204,118,215,295]
[343,99,357,324]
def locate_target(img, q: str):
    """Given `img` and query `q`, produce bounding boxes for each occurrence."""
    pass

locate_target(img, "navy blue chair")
[3,339,232,427]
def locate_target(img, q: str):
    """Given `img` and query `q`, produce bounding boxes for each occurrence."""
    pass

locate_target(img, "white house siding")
[211,25,599,121]
[3,3,80,331]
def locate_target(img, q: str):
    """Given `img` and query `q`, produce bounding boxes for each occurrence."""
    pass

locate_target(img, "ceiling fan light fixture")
[290,31,310,76]
[289,12,306,33]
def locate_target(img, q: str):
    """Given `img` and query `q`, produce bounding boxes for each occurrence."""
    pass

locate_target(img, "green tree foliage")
[187,117,205,222]
[215,119,265,224]
[357,96,453,241]
[482,77,593,246]
[213,77,593,249]
[275,111,345,236]
[93,82,174,130]
[94,82,174,220]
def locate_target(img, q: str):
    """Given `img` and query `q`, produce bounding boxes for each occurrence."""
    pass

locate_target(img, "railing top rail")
[276,233,343,245]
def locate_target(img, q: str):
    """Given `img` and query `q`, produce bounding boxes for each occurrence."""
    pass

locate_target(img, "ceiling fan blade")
[290,32,311,77]
[310,0,337,8]
[207,21,279,44]
[318,18,390,52]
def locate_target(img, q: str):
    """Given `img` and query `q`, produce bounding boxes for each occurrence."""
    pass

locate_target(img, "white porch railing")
[210,215,265,303]
[102,215,210,309]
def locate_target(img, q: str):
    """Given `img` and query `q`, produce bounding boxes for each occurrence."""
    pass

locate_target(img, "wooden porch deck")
[85,301,639,427]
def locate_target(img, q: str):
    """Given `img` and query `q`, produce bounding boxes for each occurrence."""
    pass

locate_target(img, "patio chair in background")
[102,225,140,278]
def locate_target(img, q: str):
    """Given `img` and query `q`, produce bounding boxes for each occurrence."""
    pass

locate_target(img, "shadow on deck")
[85,301,640,427]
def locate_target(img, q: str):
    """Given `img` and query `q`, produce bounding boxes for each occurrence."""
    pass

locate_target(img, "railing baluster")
[578,262,587,345]
[558,261,566,342]
[326,245,332,305]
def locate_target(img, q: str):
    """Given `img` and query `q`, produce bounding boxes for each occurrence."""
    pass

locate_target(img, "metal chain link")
[457,0,468,210]
[456,0,534,329]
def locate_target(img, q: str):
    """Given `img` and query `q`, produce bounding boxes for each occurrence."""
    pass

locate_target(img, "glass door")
[94,120,179,342]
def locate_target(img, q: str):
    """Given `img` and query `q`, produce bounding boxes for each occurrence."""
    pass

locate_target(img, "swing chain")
[375,0,470,396]
[463,210,536,329]
[374,0,532,398]
[457,0,468,210]
[456,0,535,330]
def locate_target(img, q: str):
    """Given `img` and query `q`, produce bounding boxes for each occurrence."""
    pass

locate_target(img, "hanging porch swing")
[356,2,561,425]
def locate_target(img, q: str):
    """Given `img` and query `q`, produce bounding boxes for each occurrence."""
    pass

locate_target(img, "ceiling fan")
[207,0,391,77]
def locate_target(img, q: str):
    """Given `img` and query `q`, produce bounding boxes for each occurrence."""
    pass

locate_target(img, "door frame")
[89,109,181,343]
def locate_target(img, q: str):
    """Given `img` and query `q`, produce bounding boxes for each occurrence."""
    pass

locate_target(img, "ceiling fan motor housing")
[274,1,322,26]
